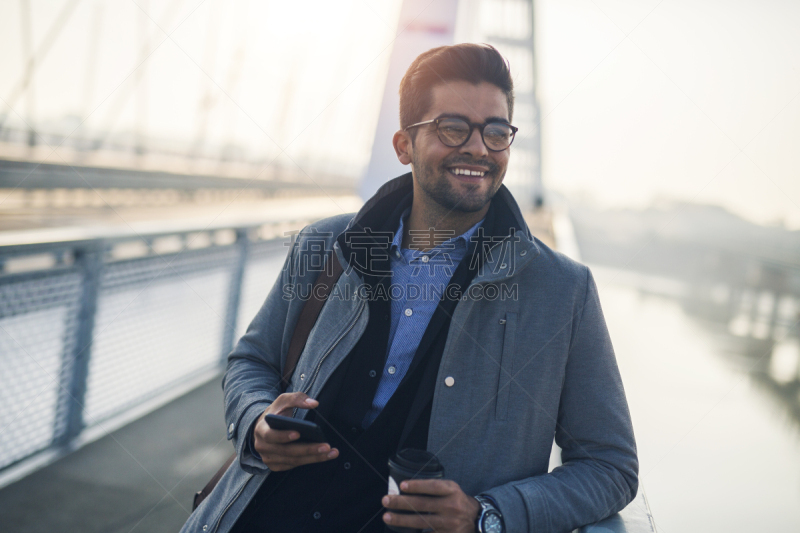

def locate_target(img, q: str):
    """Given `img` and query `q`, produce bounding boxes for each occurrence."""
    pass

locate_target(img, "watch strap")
[475,495,504,533]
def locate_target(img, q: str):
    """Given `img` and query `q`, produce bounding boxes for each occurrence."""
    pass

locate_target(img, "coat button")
[444,376,455,387]
[300,373,305,380]
[228,423,234,434]
[499,319,506,325]
[202,526,208,531]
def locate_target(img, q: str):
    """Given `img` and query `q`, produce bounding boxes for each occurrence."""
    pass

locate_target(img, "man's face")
[407,80,511,213]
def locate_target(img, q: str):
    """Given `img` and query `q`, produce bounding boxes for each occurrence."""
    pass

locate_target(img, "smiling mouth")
[447,166,488,178]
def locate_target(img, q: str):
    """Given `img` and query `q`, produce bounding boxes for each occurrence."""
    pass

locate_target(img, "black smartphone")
[265,414,327,443]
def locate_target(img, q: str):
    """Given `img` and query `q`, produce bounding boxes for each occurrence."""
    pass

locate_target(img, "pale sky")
[1,0,798,228]
[536,0,800,228]
[0,0,403,177]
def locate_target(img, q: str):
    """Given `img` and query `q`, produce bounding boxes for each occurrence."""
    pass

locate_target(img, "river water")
[592,264,800,532]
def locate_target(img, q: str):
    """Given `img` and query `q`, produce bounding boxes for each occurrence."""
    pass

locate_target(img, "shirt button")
[421,255,430,263]
[388,365,396,375]
[369,370,377,378]
[202,526,208,532]
[228,423,234,434]
[344,462,351,469]
[395,250,401,258]
[313,512,321,519]
[445,376,455,387]
[404,308,413,317]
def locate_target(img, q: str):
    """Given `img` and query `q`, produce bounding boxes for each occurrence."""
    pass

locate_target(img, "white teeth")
[450,168,485,177]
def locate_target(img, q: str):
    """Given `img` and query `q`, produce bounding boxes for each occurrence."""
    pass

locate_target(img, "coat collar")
[335,172,541,283]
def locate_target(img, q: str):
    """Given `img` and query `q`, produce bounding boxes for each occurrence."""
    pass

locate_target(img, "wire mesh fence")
[0,267,83,469]
[236,239,290,342]
[0,221,302,475]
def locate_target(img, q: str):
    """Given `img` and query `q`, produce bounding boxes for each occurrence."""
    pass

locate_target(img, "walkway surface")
[0,377,231,533]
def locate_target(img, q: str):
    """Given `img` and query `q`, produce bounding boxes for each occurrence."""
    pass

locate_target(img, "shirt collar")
[391,207,485,253]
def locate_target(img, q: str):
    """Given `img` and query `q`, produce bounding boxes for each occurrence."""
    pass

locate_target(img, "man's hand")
[252,392,338,472]
[382,479,481,532]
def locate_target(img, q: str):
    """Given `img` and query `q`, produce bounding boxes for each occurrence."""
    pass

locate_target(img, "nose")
[459,126,489,158]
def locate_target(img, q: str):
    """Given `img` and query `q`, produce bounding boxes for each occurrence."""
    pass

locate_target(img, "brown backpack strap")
[194,452,235,511]
[193,250,345,512]
[281,250,344,390]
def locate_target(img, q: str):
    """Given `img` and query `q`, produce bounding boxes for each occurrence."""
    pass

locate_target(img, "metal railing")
[0,159,354,192]
[0,217,304,481]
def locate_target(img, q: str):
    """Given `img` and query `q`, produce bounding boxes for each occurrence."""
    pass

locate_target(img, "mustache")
[441,157,500,174]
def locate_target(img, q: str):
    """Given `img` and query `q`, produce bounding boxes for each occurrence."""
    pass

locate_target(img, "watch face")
[484,512,503,533]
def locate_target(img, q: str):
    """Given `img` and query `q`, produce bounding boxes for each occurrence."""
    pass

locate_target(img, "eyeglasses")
[404,117,518,152]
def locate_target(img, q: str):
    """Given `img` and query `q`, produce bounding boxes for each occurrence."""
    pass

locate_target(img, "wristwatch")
[474,495,505,533]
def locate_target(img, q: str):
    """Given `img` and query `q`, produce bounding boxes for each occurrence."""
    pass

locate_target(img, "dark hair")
[398,43,514,134]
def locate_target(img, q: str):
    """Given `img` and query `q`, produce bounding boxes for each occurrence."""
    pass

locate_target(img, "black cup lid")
[391,448,443,473]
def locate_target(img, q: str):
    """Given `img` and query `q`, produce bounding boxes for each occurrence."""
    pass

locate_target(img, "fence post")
[221,228,250,363]
[56,244,102,446]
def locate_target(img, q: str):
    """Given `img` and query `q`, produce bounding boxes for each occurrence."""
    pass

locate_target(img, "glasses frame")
[404,116,518,152]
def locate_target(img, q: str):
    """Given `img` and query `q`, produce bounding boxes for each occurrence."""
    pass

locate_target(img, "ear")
[393,130,413,165]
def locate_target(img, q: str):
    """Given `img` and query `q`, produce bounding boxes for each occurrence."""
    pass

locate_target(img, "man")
[181,43,638,533]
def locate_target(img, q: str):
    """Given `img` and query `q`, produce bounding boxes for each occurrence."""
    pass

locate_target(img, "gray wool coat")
[180,174,638,533]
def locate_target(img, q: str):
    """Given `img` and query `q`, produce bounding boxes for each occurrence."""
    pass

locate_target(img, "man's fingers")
[259,441,333,458]
[270,392,319,413]
[285,448,339,466]
[257,427,300,444]
[261,447,339,470]
[399,478,457,496]
[383,510,443,531]
[382,494,440,513]
[253,392,331,474]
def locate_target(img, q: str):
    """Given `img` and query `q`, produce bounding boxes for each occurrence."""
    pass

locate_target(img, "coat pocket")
[495,312,517,421]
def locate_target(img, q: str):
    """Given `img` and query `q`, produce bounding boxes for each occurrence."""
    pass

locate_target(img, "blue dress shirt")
[361,209,484,428]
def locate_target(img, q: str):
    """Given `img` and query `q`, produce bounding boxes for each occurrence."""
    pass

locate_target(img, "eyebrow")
[436,113,511,124]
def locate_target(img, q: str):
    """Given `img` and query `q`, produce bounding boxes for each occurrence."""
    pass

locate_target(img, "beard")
[412,152,505,213]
